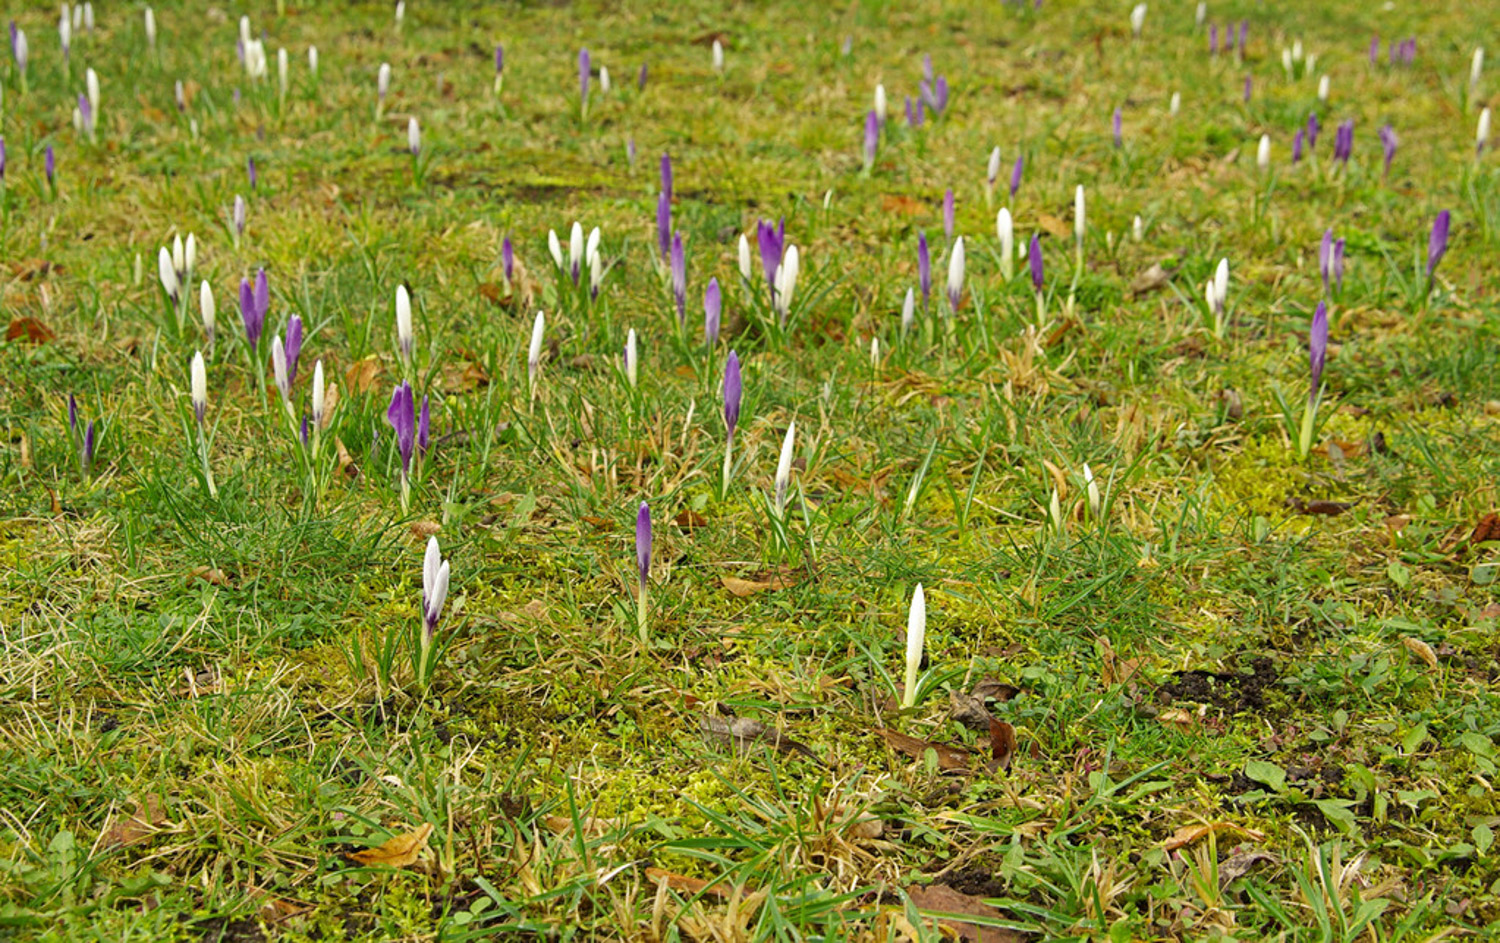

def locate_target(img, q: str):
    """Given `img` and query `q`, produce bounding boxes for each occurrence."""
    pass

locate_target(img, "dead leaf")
[410,520,441,539]
[971,680,1020,703]
[171,666,221,698]
[335,438,360,479]
[721,574,795,596]
[646,867,729,900]
[344,357,382,395]
[906,884,1025,943]
[876,728,970,772]
[700,715,821,763]
[6,317,55,344]
[348,822,433,868]
[1128,262,1171,296]
[1286,497,1354,516]
[950,691,992,732]
[846,815,884,840]
[319,382,340,429]
[1099,637,1144,688]
[880,194,925,216]
[102,795,167,849]
[1402,637,1439,670]
[1217,851,1276,887]
[8,258,60,280]
[674,509,707,529]
[1470,512,1500,546]
[189,566,231,587]
[988,719,1017,774]
[1036,213,1070,239]
[580,515,615,532]
[1158,707,1197,730]
[1161,821,1266,851]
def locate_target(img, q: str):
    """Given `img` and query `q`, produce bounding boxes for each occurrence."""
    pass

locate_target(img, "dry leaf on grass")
[700,715,820,763]
[334,438,360,479]
[1470,512,1500,546]
[189,566,231,587]
[1217,851,1276,886]
[721,574,796,596]
[646,867,730,899]
[877,728,970,772]
[101,795,167,849]
[905,884,1026,943]
[344,357,382,395]
[1402,637,1440,670]
[1158,707,1198,730]
[1161,821,1266,851]
[1036,213,1071,239]
[988,719,1017,774]
[348,822,433,868]
[170,666,221,698]
[1128,262,1172,296]
[410,520,441,539]
[880,194,925,216]
[6,317,55,344]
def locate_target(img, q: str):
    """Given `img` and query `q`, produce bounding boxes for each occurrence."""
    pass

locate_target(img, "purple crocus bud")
[1243,74,1252,103]
[82,420,95,472]
[418,394,431,454]
[502,236,514,282]
[285,314,303,386]
[1319,229,1334,289]
[1369,36,1379,66]
[757,219,782,289]
[670,232,686,325]
[1307,112,1320,149]
[247,156,257,189]
[0,137,6,181]
[1332,239,1346,291]
[78,94,92,133]
[918,79,934,112]
[301,414,310,445]
[942,190,955,243]
[862,110,879,169]
[494,45,503,74]
[1427,210,1451,277]
[660,151,672,200]
[723,350,742,438]
[917,231,931,309]
[1292,128,1305,164]
[239,278,260,352]
[1309,301,1328,400]
[1237,21,1247,55]
[68,393,79,437]
[255,268,270,326]
[635,501,651,587]
[1379,124,1397,176]
[234,195,246,238]
[626,136,637,166]
[1112,108,1122,147]
[45,145,55,186]
[638,62,648,91]
[1010,154,1023,198]
[704,277,722,344]
[385,381,416,474]
[933,76,949,114]
[656,191,671,261]
[905,96,915,128]
[922,53,934,83]
[1029,233,1044,292]
[578,48,590,104]
[1209,24,1217,55]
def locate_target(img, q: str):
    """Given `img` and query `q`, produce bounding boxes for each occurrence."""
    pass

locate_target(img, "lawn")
[2,0,1500,939]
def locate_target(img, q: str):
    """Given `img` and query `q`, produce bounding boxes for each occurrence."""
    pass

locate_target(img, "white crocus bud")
[1129,3,1146,38]
[1084,464,1101,519]
[1195,2,1205,28]
[1478,108,1492,154]
[277,47,289,96]
[986,146,1001,188]
[870,336,880,367]
[1317,75,1330,102]
[158,247,179,301]
[776,245,801,318]
[271,335,289,401]
[1132,215,1144,241]
[311,360,326,426]
[585,226,601,269]
[711,39,724,73]
[171,235,185,279]
[946,237,965,315]
[144,7,156,48]
[569,222,585,277]
[199,280,216,344]
[395,284,413,361]
[874,83,887,122]
[543,231,562,272]
[527,311,545,395]
[901,287,915,333]
[394,1,406,27]
[1282,48,1294,78]
[1214,258,1229,310]
[1256,134,1271,171]
[84,3,94,31]
[625,328,638,387]
[901,583,926,709]
[599,65,610,93]
[1473,47,1485,89]
[1049,488,1065,533]
[997,208,1014,280]
[378,62,391,100]
[184,233,196,282]
[1074,185,1086,245]
[738,234,752,281]
[86,68,100,115]
[239,15,251,45]
[191,350,207,423]
[309,46,319,75]
[774,421,796,516]
[1169,91,1180,117]
[407,117,420,155]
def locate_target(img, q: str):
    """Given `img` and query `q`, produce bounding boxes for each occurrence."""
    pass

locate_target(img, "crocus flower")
[1317,75,1330,102]
[723,350,742,439]
[1308,301,1328,401]
[396,284,413,363]
[502,237,514,283]
[901,288,915,333]
[1209,24,1217,55]
[774,245,799,323]
[1306,112,1320,149]
[1029,234,1044,292]
[407,117,420,157]
[233,195,246,241]
[862,110,879,171]
[737,235,752,282]
[255,268,269,329]
[12,27,26,78]
[191,352,207,424]
[1112,108,1122,147]
[942,189,955,243]
[660,151,673,201]
[946,237,965,315]
[421,536,450,639]
[239,278,260,352]
[285,314,303,386]
[901,583,926,708]
[1292,128,1305,164]
[1379,124,1398,175]
[996,208,1014,280]
[1427,210,1451,278]
[711,39,724,73]
[1170,91,1180,117]
[917,231,931,309]
[905,95,921,128]
[418,394,430,454]
[656,190,671,261]
[624,328,638,388]
[0,138,6,180]
[986,146,1001,194]
[45,145,55,188]
[311,361,326,428]
[1472,47,1484,89]
[1237,21,1247,55]
[247,156,257,189]
[774,421,796,517]
[527,311,545,396]
[569,221,584,285]
[377,62,390,104]
[670,232,686,325]
[757,218,784,289]
[1256,134,1271,172]
[579,48,590,106]
[144,7,156,47]
[923,53,934,83]
[82,420,95,473]
[1319,229,1334,290]
[1083,464,1101,519]
[635,502,651,587]
[704,278,722,344]
[1009,154,1024,199]
[1129,3,1146,37]
[932,76,948,114]
[68,394,78,437]
[309,46,319,77]
[271,334,291,404]
[638,62,648,90]
[1243,74,1252,103]
[158,247,180,303]
[386,381,416,477]
[1478,108,1492,156]
[875,84,887,122]
[1333,239,1346,292]
[1074,185,1086,248]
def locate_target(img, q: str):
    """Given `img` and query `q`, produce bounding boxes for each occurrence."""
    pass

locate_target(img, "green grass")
[2,0,1500,939]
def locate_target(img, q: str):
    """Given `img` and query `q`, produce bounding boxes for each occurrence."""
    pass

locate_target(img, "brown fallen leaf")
[344,356,382,395]
[1158,707,1198,730]
[1470,512,1500,546]
[880,194,925,216]
[335,437,360,479]
[349,822,433,868]
[1217,851,1276,887]
[1402,637,1440,670]
[700,715,821,763]
[7,317,55,344]
[189,566,231,587]
[721,573,797,596]
[971,680,1021,703]
[1161,821,1266,851]
[1128,262,1172,296]
[1099,637,1144,688]
[1036,213,1070,239]
[674,509,707,529]
[1286,497,1355,516]
[988,718,1017,774]
[171,666,221,698]
[950,691,992,732]
[8,258,60,280]
[876,728,970,772]
[101,795,167,849]
[906,884,1026,943]
[645,867,730,900]
[410,520,441,539]
[319,382,340,429]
